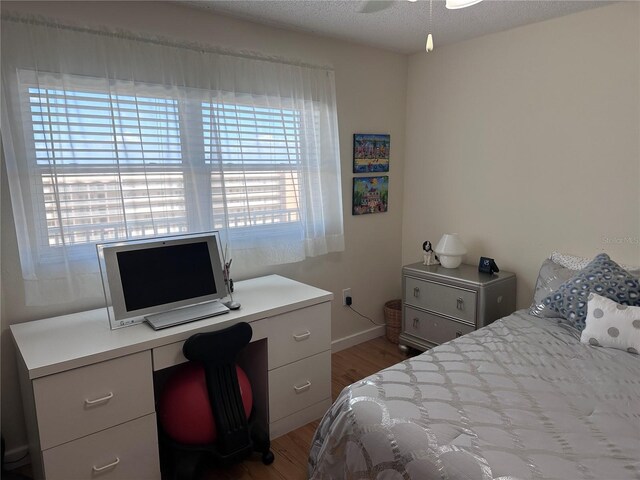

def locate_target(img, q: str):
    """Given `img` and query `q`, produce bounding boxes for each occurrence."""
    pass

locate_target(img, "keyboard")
[145,301,230,330]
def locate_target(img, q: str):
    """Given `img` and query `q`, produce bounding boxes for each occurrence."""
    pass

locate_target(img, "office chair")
[160,322,274,480]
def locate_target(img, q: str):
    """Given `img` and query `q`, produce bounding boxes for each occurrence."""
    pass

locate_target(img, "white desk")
[11,275,333,480]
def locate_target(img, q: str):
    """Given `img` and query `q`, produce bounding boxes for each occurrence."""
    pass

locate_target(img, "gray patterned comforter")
[308,311,640,479]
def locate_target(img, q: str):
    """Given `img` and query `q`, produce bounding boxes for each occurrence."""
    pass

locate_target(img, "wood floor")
[13,336,409,480]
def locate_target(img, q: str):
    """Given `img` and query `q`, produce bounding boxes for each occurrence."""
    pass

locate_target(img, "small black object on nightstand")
[479,257,499,275]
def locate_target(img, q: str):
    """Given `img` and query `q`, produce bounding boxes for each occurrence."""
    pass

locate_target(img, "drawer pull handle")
[413,317,419,328]
[294,380,312,393]
[84,392,113,406]
[92,457,120,473]
[456,297,464,310]
[456,331,463,338]
[293,330,311,341]
[413,287,420,298]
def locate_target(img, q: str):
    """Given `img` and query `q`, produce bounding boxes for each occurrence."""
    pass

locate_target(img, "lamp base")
[438,255,462,268]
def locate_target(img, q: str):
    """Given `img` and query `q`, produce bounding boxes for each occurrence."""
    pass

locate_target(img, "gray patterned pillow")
[543,253,640,331]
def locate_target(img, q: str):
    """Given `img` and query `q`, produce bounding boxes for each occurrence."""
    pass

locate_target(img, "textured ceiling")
[181,0,613,54]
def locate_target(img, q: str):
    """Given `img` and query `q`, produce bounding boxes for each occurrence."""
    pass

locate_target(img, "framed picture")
[353,134,390,173]
[352,176,388,215]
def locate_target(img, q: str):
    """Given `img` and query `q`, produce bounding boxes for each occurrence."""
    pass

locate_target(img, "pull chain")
[426,0,434,52]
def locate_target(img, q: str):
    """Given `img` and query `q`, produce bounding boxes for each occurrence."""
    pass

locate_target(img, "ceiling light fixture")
[446,0,483,10]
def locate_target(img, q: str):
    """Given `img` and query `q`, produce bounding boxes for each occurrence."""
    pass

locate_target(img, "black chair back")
[182,322,252,458]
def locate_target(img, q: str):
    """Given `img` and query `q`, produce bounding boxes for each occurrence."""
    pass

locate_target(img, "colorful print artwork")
[352,176,388,215]
[353,134,390,173]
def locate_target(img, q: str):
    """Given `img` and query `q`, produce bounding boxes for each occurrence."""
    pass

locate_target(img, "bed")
[308,306,640,479]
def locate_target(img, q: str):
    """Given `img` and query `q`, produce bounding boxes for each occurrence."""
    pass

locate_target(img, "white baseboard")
[3,444,30,470]
[331,325,385,353]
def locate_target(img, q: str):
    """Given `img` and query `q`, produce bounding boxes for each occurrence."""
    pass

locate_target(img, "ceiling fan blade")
[358,0,395,14]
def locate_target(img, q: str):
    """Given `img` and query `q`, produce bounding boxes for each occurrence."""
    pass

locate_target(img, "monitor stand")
[145,301,230,330]
[223,300,241,310]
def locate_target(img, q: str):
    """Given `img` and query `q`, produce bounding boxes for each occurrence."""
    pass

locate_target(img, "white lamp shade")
[446,0,483,9]
[435,233,466,268]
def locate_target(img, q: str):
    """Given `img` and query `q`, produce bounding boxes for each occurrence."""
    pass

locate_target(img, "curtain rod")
[1,12,334,72]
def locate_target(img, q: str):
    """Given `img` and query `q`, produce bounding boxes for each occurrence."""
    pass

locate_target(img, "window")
[29,87,187,254]
[203,103,302,231]
[24,81,310,261]
[2,17,343,305]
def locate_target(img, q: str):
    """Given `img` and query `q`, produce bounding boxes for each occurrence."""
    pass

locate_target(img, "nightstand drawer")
[33,351,154,450]
[404,307,474,346]
[405,276,476,324]
[42,413,160,480]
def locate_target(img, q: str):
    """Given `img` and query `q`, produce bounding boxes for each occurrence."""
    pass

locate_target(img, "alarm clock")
[479,257,499,275]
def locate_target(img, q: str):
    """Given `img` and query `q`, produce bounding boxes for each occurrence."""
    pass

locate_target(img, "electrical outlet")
[342,288,352,306]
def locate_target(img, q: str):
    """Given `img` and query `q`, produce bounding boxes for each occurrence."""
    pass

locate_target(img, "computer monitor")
[97,232,227,329]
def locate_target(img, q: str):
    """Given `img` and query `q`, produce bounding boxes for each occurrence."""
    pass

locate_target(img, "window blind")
[28,87,187,249]
[203,103,301,230]
[25,83,311,255]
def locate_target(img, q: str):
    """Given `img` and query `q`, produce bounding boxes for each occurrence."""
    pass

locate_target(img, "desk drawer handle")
[92,457,120,473]
[294,380,312,393]
[293,330,311,341]
[456,297,464,310]
[413,287,420,298]
[84,392,113,406]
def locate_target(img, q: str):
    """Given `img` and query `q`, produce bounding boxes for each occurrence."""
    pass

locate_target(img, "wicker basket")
[383,299,402,344]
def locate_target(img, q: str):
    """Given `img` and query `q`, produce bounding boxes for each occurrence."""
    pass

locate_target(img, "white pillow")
[550,252,591,270]
[581,293,640,355]
[550,251,639,275]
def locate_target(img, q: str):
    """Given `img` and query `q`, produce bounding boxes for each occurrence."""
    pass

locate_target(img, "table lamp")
[435,233,466,268]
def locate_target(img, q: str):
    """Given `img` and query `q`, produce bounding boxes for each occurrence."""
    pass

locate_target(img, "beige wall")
[403,2,640,309]
[0,1,407,455]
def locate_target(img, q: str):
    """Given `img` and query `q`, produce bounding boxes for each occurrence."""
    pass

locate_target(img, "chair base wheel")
[262,450,275,465]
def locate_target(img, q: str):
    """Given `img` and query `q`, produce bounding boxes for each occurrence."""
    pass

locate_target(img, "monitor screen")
[98,232,226,327]
[117,241,217,312]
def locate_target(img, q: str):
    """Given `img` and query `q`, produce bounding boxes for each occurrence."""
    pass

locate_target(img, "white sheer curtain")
[1,15,344,306]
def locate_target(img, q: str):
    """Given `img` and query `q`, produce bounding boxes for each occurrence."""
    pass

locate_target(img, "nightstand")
[400,262,516,351]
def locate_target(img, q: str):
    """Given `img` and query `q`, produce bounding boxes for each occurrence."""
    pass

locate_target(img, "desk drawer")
[43,413,160,480]
[269,350,330,422]
[151,303,330,372]
[405,276,476,324]
[255,302,331,369]
[404,307,474,346]
[34,351,154,449]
